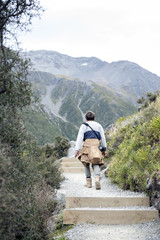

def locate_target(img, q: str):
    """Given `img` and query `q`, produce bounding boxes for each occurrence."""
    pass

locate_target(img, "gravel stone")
[65,220,160,240]
[59,172,146,197]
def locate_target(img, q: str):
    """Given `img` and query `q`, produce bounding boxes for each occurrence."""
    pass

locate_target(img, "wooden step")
[61,162,82,167]
[62,167,85,173]
[65,196,150,208]
[61,157,78,162]
[63,208,159,225]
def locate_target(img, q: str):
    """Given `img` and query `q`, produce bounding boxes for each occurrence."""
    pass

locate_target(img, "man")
[75,111,107,190]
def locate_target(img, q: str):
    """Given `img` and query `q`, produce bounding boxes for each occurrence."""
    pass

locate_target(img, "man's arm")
[100,125,107,158]
[74,124,85,158]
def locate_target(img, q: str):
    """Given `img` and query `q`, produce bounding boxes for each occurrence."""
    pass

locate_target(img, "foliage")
[49,214,72,240]
[0,0,42,45]
[23,103,78,144]
[0,128,66,240]
[107,98,160,192]
[80,83,136,128]
[26,142,65,189]
[52,136,71,159]
[23,105,61,145]
[58,120,78,141]
[116,117,126,124]
[0,1,66,240]
[137,92,159,111]
[59,95,83,127]
[0,141,55,240]
[0,1,43,97]
[32,136,70,188]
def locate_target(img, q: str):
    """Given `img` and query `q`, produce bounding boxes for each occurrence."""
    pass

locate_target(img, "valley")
[22,50,160,144]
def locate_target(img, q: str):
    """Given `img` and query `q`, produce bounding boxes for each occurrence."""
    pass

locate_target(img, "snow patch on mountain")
[81,63,88,66]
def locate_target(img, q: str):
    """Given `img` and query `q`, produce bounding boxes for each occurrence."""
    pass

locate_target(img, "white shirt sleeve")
[100,125,107,149]
[75,124,85,150]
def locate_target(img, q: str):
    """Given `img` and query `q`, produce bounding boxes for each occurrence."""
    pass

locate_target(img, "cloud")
[20,0,160,76]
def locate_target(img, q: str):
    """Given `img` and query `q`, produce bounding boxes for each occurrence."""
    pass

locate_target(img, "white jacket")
[75,121,107,151]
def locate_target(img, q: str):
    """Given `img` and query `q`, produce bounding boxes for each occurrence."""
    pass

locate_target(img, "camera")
[98,146,106,152]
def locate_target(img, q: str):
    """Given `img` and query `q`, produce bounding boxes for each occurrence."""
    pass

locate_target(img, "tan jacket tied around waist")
[78,139,104,166]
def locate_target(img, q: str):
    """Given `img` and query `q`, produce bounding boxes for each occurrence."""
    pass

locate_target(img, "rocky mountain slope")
[24,71,136,144]
[23,50,160,103]
[22,50,160,144]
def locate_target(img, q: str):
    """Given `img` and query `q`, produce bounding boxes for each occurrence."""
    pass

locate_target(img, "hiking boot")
[95,176,101,190]
[84,178,92,188]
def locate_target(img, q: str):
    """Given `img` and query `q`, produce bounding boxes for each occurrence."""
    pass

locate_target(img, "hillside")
[22,50,160,104]
[106,93,160,193]
[24,71,136,144]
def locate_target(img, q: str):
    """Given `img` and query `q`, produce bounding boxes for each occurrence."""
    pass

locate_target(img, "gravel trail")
[58,143,160,240]
[57,172,160,240]
[65,220,160,240]
[59,172,146,197]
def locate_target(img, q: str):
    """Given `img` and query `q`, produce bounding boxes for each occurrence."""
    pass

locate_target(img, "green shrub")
[24,142,64,190]
[107,109,160,192]
[137,92,158,111]
[0,2,63,239]
[52,136,71,159]
[0,142,50,240]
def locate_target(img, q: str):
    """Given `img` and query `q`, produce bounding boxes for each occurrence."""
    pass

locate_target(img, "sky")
[20,0,160,76]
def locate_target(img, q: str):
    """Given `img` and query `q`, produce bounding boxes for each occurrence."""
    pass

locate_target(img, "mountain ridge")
[21,50,160,143]
[22,50,160,104]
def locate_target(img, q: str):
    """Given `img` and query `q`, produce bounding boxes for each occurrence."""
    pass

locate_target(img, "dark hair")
[85,111,95,121]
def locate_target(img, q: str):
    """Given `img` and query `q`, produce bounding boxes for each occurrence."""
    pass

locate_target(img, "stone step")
[61,157,79,162]
[62,167,85,173]
[65,196,150,208]
[63,208,159,225]
[61,162,82,168]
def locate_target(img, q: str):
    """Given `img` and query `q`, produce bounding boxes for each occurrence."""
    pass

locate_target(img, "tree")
[0,0,43,94]
[0,2,58,240]
[0,0,43,145]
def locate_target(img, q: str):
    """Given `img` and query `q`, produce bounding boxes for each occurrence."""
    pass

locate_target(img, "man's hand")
[102,152,106,157]
[75,150,79,158]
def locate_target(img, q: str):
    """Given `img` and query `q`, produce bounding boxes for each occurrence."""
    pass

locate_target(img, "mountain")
[22,50,160,144]
[23,50,160,104]
[24,71,136,144]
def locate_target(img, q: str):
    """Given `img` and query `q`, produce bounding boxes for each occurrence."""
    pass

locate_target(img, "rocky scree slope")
[23,71,136,144]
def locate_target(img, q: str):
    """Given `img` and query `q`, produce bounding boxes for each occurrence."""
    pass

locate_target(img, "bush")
[0,2,64,239]
[0,48,67,239]
[107,106,160,192]
[0,137,66,240]
[52,136,71,159]
[0,142,49,240]
[137,92,158,111]
[33,144,64,189]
